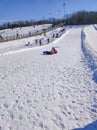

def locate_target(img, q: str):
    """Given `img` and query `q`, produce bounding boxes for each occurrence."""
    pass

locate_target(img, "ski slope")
[0,26,68,56]
[0,24,52,37]
[0,25,97,130]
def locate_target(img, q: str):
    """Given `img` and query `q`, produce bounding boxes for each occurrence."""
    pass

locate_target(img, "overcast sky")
[0,0,97,24]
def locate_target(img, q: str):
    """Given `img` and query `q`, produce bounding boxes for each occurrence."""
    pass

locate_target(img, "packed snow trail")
[0,26,97,130]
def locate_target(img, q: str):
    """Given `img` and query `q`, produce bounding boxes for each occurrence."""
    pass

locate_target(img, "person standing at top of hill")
[35,39,37,44]
[47,38,49,43]
[56,33,58,38]
[39,39,42,46]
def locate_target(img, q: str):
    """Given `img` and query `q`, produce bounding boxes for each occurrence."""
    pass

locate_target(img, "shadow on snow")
[93,24,97,31]
[73,120,97,130]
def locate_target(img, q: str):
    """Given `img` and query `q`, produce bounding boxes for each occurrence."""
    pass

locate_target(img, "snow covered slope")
[0,25,97,130]
[0,26,68,56]
[0,24,52,37]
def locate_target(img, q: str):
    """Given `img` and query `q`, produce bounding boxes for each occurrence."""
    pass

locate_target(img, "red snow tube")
[43,50,58,55]
[48,50,57,54]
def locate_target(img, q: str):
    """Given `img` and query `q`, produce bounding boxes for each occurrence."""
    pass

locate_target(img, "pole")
[63,3,65,23]
[58,10,60,19]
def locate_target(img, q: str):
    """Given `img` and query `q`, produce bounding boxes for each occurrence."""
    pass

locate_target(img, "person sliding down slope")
[43,47,58,55]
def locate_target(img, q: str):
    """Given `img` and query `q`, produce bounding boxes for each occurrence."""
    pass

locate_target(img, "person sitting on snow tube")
[50,47,57,54]
[51,47,56,52]
[43,47,57,55]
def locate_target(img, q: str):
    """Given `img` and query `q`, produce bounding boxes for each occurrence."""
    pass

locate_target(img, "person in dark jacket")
[47,38,49,43]
[39,39,42,46]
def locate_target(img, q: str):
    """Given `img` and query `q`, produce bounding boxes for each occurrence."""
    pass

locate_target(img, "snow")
[84,25,97,52]
[0,24,97,130]
[0,24,52,37]
[0,25,69,56]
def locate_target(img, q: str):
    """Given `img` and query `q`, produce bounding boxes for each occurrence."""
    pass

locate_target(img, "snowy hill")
[0,25,97,130]
[0,24,52,37]
[0,25,68,56]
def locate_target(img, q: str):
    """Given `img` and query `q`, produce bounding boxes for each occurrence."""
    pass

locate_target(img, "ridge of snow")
[83,25,97,83]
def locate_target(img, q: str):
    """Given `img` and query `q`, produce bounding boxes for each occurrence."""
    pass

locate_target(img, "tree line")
[0,19,52,30]
[65,11,97,25]
[0,10,97,30]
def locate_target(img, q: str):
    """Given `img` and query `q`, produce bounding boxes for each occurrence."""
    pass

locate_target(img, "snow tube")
[43,50,58,55]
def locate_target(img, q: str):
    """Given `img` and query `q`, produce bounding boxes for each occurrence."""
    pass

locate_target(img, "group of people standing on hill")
[35,38,49,46]
[35,32,59,46]
[26,31,61,47]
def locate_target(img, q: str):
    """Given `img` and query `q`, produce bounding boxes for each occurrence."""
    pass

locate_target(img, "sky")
[0,0,97,24]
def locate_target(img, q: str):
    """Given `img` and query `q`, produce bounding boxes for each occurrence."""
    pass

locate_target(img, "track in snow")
[0,26,97,130]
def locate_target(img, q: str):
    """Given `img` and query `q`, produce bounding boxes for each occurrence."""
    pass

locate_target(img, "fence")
[0,26,58,43]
